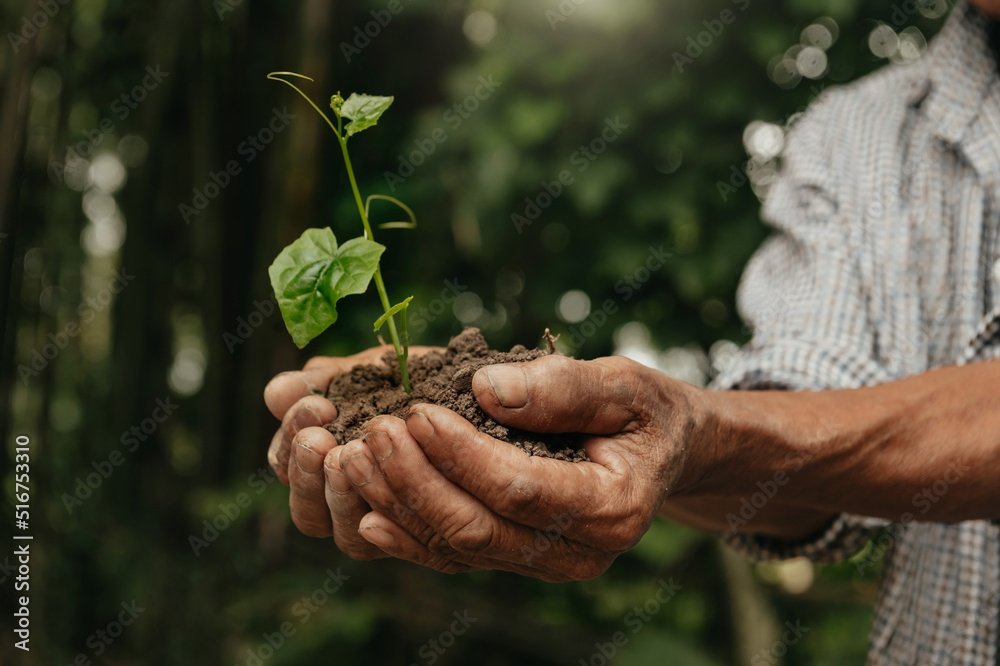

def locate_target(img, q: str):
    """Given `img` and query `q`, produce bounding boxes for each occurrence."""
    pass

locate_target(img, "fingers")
[472,355,651,434]
[338,435,499,573]
[355,512,478,575]
[264,351,381,420]
[268,395,337,485]
[356,511,578,582]
[287,427,339,537]
[354,415,608,580]
[321,444,388,560]
[337,434,470,571]
[264,371,321,421]
[404,404,610,529]
[264,346,443,420]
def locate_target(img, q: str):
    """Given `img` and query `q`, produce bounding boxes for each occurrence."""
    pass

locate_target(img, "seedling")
[267,72,416,393]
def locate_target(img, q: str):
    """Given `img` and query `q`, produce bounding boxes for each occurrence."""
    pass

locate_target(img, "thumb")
[472,355,648,434]
[264,348,386,419]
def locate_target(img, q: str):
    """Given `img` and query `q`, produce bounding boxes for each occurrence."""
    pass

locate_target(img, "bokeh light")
[556,290,592,324]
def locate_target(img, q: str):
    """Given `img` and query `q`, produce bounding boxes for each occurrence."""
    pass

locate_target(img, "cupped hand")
[336,354,706,581]
[262,345,438,557]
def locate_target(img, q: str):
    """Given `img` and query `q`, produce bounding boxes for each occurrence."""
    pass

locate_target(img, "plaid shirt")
[713,3,1000,664]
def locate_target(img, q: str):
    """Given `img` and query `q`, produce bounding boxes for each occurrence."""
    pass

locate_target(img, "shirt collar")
[917,1,998,146]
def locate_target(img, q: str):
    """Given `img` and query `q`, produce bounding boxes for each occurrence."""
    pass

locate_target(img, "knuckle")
[597,358,649,426]
[336,534,383,560]
[390,501,418,523]
[443,517,496,554]
[606,360,642,397]
[268,452,289,485]
[492,474,543,518]
[303,356,333,371]
[291,513,330,539]
[602,513,647,551]
[426,533,452,554]
[535,353,579,382]
[422,550,468,573]
[397,488,424,513]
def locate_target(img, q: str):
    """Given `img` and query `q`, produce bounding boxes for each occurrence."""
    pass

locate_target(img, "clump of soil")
[325,328,589,462]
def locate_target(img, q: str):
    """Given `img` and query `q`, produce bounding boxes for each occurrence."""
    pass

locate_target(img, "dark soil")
[325,328,589,462]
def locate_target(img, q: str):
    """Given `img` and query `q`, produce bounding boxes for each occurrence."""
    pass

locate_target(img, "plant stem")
[266,73,412,393]
[337,135,412,393]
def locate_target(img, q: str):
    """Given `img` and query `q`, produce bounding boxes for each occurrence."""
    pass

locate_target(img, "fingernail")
[295,407,322,431]
[486,365,528,408]
[406,410,434,447]
[294,443,324,474]
[359,526,396,548]
[297,373,319,395]
[324,460,352,494]
[365,431,393,462]
[343,453,374,486]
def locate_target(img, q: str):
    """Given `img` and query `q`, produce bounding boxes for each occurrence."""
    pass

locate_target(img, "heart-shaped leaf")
[336,93,394,137]
[268,228,385,347]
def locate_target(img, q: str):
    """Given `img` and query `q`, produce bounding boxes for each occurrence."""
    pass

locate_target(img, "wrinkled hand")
[263,345,437,559]
[338,354,704,582]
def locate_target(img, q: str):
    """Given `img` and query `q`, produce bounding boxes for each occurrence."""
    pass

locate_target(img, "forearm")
[658,496,838,540]
[673,361,1000,525]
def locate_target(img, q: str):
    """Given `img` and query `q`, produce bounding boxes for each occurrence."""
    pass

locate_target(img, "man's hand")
[334,354,704,581]
[263,345,436,558]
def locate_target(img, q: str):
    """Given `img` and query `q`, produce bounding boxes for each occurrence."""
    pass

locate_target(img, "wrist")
[683,386,850,503]
[653,374,716,500]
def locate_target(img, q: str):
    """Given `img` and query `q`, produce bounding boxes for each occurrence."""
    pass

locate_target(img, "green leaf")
[268,228,385,348]
[373,296,413,333]
[337,93,394,137]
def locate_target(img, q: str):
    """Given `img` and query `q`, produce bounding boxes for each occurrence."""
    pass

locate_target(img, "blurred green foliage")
[0,0,948,664]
